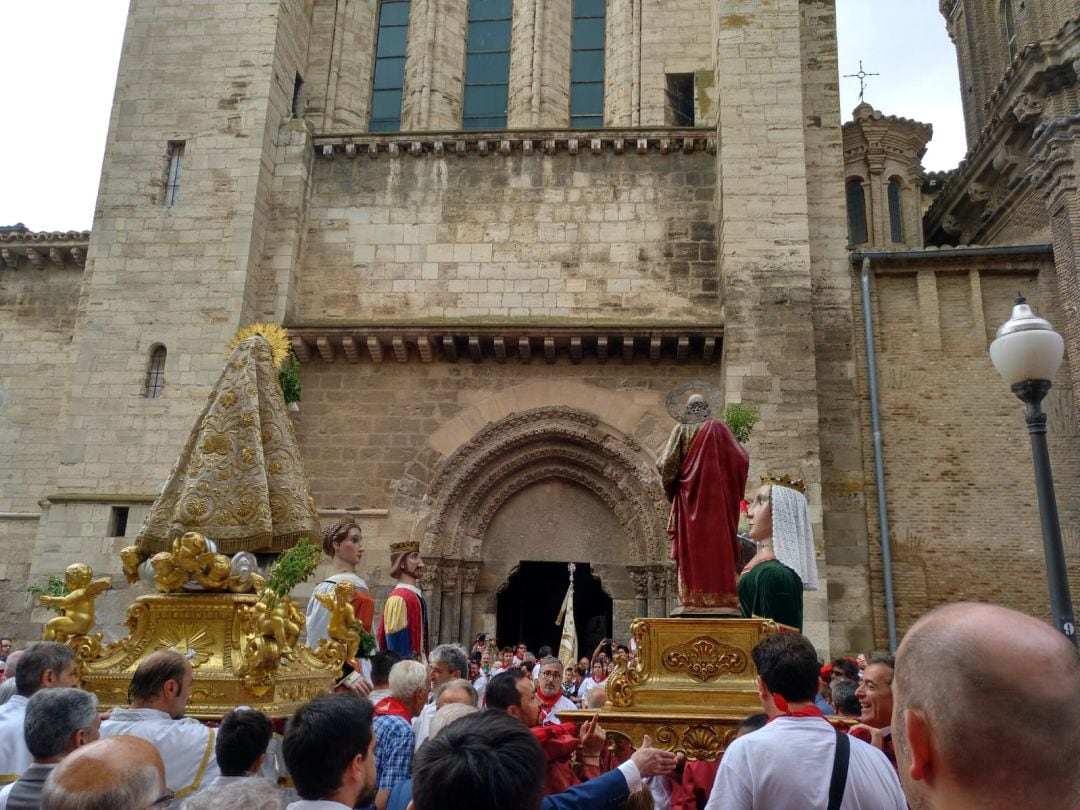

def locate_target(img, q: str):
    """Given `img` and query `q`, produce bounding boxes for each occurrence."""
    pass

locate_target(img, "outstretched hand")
[579,713,606,757]
[631,734,678,778]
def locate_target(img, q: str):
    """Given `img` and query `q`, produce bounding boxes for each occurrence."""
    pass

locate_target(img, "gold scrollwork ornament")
[661,636,747,682]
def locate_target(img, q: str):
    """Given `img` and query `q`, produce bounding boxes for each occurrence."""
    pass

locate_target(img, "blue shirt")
[373,714,414,792]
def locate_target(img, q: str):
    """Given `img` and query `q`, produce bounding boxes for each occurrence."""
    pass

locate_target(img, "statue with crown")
[38,323,352,718]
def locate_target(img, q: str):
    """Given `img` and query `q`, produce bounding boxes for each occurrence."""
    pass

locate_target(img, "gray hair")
[429,644,469,678]
[539,656,563,672]
[25,688,98,760]
[17,643,75,698]
[4,650,24,680]
[40,759,162,810]
[388,660,428,702]
[434,678,478,707]
[180,777,288,810]
[586,685,607,710]
[428,703,479,740]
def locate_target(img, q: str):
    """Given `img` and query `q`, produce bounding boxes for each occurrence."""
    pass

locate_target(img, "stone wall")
[853,254,1080,648]
[301,139,720,322]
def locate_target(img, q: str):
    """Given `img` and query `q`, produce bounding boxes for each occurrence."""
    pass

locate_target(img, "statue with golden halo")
[42,324,344,718]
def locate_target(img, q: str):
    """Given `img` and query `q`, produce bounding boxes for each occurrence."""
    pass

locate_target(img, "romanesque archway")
[416,407,674,645]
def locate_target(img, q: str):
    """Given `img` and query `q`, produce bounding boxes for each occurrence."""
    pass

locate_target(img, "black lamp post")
[989,293,1077,646]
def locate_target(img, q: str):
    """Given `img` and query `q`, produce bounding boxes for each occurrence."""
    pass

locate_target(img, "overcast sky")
[0,0,965,233]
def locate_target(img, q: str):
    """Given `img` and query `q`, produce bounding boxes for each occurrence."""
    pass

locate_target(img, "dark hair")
[830,658,860,681]
[484,669,527,712]
[216,709,273,777]
[831,680,861,716]
[16,642,75,698]
[370,650,403,687]
[321,520,360,558]
[284,693,374,801]
[751,633,819,703]
[412,711,545,810]
[736,713,769,737]
[537,646,552,658]
[127,651,188,704]
[867,654,895,677]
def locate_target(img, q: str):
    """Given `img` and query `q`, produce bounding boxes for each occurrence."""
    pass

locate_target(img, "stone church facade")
[0,0,1076,657]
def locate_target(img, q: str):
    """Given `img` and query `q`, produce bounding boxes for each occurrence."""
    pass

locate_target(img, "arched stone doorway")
[417,407,674,646]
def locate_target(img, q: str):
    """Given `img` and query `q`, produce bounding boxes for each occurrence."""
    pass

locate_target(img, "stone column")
[627,566,649,618]
[665,566,679,618]
[401,0,468,130]
[507,0,572,128]
[439,560,462,646]
[305,0,378,131]
[459,560,481,647]
[646,566,666,618]
[1030,119,1080,410]
[605,0,640,126]
[421,558,443,647]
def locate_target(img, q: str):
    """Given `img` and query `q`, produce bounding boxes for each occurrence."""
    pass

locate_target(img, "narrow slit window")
[292,72,304,117]
[146,345,166,399]
[665,74,694,126]
[846,179,868,246]
[109,506,129,538]
[462,0,513,130]
[888,178,904,243]
[370,1,411,132]
[164,141,185,207]
[570,0,606,128]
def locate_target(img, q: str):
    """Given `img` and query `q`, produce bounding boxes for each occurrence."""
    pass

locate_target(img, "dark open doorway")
[496,561,612,657]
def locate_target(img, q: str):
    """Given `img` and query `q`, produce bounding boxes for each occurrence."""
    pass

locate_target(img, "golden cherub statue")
[250,593,303,661]
[40,564,112,643]
[313,579,361,663]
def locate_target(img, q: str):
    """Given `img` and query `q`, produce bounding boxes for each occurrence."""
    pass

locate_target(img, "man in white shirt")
[892,603,1080,810]
[0,642,77,785]
[413,644,467,749]
[282,693,377,810]
[100,650,221,799]
[535,657,577,725]
[706,633,905,810]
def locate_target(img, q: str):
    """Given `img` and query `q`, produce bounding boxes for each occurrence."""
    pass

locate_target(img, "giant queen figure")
[657,392,749,613]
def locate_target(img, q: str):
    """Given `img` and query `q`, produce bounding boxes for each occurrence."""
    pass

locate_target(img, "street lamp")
[989,292,1076,645]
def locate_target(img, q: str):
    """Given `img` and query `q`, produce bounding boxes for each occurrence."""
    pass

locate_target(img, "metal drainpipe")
[860,258,898,652]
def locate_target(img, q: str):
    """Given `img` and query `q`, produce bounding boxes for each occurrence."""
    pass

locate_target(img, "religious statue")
[657,388,749,612]
[140,532,264,594]
[313,579,362,663]
[40,564,112,642]
[739,474,819,631]
[376,539,429,659]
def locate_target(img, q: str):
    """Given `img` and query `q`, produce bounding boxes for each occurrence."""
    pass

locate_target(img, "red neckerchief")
[741,554,777,574]
[767,694,826,722]
[373,696,413,722]
[538,689,562,719]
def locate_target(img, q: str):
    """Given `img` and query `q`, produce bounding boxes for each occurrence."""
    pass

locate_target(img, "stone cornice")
[288,324,723,365]
[0,230,89,271]
[312,128,716,160]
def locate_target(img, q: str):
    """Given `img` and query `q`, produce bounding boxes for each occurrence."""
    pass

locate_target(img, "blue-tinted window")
[570,0,604,127]
[846,179,868,246]
[369,1,410,132]
[888,178,904,243]
[463,0,513,129]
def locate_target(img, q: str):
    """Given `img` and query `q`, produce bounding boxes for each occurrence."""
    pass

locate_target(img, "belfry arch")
[417,406,675,645]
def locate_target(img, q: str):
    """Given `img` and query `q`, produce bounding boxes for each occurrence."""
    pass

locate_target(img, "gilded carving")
[661,637,748,682]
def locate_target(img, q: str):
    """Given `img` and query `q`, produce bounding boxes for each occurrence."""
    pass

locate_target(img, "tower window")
[146,345,166,399]
[665,74,694,126]
[888,178,904,243]
[846,179,868,246]
[164,141,184,207]
[370,1,411,132]
[462,0,513,130]
[292,72,304,117]
[109,507,129,538]
[570,0,606,128]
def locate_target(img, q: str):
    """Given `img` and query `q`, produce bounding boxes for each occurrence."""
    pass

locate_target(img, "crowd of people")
[0,598,1073,809]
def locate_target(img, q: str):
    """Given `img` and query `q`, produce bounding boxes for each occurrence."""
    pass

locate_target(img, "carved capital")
[439,559,461,590]
[459,560,481,593]
[419,558,441,592]
[627,566,650,599]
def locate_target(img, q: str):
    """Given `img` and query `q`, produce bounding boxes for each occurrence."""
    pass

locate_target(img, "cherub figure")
[192,553,240,591]
[313,579,361,663]
[251,594,302,660]
[149,552,187,593]
[172,532,217,574]
[40,564,111,642]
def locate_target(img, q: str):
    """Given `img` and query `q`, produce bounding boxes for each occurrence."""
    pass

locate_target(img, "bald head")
[41,735,166,810]
[893,603,1080,809]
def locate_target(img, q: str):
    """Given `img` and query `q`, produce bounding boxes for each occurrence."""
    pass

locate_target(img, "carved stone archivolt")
[661,636,749,682]
[418,406,668,566]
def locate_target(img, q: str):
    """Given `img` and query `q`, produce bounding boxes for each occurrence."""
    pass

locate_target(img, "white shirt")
[0,696,30,783]
[704,716,906,810]
[412,700,438,749]
[101,707,220,796]
[286,801,353,809]
[540,694,578,725]
[577,676,604,699]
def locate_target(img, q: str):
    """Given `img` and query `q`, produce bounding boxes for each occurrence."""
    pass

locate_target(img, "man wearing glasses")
[535,658,577,726]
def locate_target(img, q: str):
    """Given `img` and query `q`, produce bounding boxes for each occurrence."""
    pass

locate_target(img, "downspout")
[860,257,898,652]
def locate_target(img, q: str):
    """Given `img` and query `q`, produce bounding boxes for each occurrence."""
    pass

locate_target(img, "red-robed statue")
[657,393,749,612]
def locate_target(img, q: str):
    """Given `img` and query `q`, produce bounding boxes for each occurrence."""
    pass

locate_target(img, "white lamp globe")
[989,294,1065,386]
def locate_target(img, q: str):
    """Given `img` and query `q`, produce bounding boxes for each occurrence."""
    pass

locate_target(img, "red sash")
[373,696,413,722]
[768,695,826,722]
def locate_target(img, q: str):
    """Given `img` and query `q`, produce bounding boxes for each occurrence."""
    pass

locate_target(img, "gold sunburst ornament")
[227,323,292,370]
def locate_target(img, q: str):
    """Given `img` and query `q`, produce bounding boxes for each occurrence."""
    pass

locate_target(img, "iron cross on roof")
[844,60,880,103]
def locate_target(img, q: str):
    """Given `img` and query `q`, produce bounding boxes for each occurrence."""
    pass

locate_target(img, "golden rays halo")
[228,323,292,369]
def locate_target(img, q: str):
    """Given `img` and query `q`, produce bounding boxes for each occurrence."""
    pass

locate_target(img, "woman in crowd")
[738,479,818,632]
